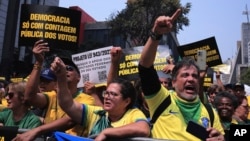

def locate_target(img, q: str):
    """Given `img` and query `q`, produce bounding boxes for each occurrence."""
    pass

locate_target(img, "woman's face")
[5,88,23,110]
[102,83,130,113]
[236,99,249,120]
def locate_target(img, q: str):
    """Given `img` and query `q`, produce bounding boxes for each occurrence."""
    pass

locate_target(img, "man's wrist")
[149,30,162,40]
[33,62,42,70]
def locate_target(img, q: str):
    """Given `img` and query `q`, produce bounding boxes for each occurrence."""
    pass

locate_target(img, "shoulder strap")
[204,104,214,127]
[150,95,171,126]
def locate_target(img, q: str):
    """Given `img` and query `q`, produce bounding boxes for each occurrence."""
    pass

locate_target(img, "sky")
[59,0,250,61]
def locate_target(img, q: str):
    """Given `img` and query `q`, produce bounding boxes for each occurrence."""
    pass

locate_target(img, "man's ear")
[172,79,176,89]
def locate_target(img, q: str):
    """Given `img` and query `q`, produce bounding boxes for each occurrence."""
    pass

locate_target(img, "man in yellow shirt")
[15,40,94,140]
[138,9,224,141]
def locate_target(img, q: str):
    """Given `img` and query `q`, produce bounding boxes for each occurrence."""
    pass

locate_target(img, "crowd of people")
[0,8,250,141]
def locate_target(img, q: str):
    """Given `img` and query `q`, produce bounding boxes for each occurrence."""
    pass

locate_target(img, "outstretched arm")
[138,9,181,96]
[25,40,50,108]
[107,47,122,86]
[50,57,83,124]
[215,71,225,91]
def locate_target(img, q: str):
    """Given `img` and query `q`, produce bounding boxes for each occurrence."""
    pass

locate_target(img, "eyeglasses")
[102,90,121,98]
[5,92,14,99]
[66,66,74,71]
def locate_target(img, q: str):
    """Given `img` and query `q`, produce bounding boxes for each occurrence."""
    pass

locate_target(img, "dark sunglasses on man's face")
[66,66,74,71]
[5,92,14,99]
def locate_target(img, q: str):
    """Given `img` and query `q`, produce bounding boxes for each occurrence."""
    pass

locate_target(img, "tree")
[240,67,250,85]
[107,0,191,47]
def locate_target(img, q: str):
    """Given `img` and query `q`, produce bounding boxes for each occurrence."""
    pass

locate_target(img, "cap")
[233,82,244,90]
[40,68,57,81]
[61,57,80,74]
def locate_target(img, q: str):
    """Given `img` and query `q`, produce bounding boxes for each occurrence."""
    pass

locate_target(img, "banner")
[177,37,222,67]
[211,64,231,74]
[118,45,171,81]
[19,4,81,51]
[53,131,93,141]
[72,46,112,88]
[72,45,172,88]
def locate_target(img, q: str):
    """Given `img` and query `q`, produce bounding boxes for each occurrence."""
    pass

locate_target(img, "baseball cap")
[40,68,57,81]
[61,57,80,74]
[233,82,244,90]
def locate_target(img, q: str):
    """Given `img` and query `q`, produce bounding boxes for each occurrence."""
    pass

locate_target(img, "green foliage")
[107,0,191,47]
[240,67,250,85]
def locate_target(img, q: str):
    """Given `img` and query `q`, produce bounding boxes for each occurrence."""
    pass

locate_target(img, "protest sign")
[203,75,213,89]
[177,37,222,67]
[18,4,81,51]
[72,46,112,88]
[72,45,172,88]
[211,64,231,74]
[118,45,171,81]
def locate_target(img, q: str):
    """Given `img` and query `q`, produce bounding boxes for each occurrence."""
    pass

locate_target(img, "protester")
[0,85,5,111]
[50,56,150,140]
[30,68,57,123]
[233,95,250,124]
[138,9,224,140]
[233,82,246,97]
[158,71,172,90]
[107,46,150,118]
[39,68,57,92]
[20,40,95,137]
[232,82,250,121]
[0,82,41,128]
[206,84,221,107]
[224,83,234,95]
[0,80,9,108]
[214,91,239,141]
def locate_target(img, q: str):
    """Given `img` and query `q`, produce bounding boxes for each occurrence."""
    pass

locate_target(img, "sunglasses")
[66,66,74,71]
[5,92,14,99]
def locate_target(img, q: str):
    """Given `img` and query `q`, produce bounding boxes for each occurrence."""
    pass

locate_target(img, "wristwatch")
[149,31,162,40]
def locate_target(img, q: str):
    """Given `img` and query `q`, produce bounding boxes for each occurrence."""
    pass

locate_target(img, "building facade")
[0,0,180,81]
[0,0,59,80]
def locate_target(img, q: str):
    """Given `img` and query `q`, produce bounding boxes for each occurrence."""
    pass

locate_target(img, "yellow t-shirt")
[82,105,147,136]
[44,90,95,136]
[246,95,250,120]
[1,99,7,107]
[145,86,224,140]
